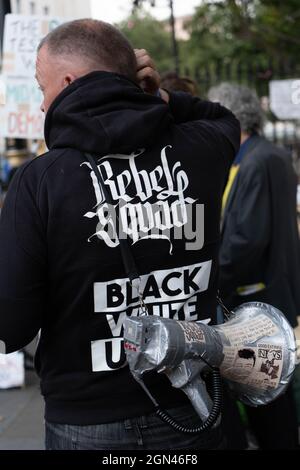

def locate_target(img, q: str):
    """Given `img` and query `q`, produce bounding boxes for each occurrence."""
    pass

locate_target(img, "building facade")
[10,0,91,18]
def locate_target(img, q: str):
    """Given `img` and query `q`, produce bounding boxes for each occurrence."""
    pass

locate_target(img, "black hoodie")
[0,72,240,424]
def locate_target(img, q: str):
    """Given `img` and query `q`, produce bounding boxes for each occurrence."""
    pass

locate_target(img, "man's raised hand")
[135,49,169,103]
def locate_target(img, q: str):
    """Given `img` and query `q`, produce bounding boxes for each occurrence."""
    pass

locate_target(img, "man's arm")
[219,163,271,297]
[135,49,241,167]
[0,164,46,353]
[135,48,235,119]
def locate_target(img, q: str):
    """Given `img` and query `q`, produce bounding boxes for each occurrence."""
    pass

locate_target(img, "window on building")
[29,1,35,15]
[43,5,49,15]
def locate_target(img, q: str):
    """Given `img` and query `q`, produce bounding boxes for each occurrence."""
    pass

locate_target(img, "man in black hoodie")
[0,19,240,450]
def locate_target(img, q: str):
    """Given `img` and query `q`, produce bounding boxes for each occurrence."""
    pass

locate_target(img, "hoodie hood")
[45,71,173,155]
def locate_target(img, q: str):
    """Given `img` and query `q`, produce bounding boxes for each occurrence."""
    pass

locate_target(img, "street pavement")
[0,371,44,450]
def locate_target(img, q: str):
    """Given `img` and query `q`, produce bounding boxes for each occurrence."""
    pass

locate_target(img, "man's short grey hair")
[38,19,137,82]
[208,83,264,134]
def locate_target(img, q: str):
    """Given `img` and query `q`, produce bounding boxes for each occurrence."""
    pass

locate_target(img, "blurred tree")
[118,11,175,72]
[186,0,300,68]
[132,0,180,72]
[118,1,300,95]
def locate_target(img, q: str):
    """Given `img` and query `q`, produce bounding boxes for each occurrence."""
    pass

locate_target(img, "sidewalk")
[0,371,44,450]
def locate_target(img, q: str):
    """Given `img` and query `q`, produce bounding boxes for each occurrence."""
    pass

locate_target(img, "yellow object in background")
[222,164,239,213]
[237,283,266,296]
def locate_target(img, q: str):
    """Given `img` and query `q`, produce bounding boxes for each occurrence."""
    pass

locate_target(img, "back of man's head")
[208,83,263,135]
[38,18,137,82]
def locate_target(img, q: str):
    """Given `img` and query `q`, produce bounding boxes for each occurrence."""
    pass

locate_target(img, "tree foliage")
[186,0,300,68]
[118,1,300,78]
[118,11,175,72]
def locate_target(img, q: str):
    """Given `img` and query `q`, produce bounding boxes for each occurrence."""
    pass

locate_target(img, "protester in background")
[209,82,300,449]
[160,71,198,96]
[0,21,240,450]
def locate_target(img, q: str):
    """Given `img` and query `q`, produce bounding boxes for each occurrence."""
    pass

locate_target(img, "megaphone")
[124,302,296,431]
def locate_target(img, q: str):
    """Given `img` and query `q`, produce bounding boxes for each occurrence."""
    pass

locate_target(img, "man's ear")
[63,74,76,88]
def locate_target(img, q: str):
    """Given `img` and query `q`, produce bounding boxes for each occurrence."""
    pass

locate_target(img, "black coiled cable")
[155,368,222,434]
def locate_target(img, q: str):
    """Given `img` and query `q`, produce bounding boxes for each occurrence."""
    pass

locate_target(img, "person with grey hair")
[208,83,264,136]
[0,21,241,450]
[209,83,300,449]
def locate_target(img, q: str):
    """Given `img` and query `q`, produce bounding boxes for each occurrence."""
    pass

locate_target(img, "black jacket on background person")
[0,71,240,425]
[219,134,300,326]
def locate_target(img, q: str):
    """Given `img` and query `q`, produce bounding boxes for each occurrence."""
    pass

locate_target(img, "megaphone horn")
[124,302,296,413]
[213,302,296,406]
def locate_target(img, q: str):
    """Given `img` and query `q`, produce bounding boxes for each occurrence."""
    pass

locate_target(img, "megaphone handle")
[181,376,213,422]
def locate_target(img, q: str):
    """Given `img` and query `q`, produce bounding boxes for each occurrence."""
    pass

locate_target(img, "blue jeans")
[45,404,226,450]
